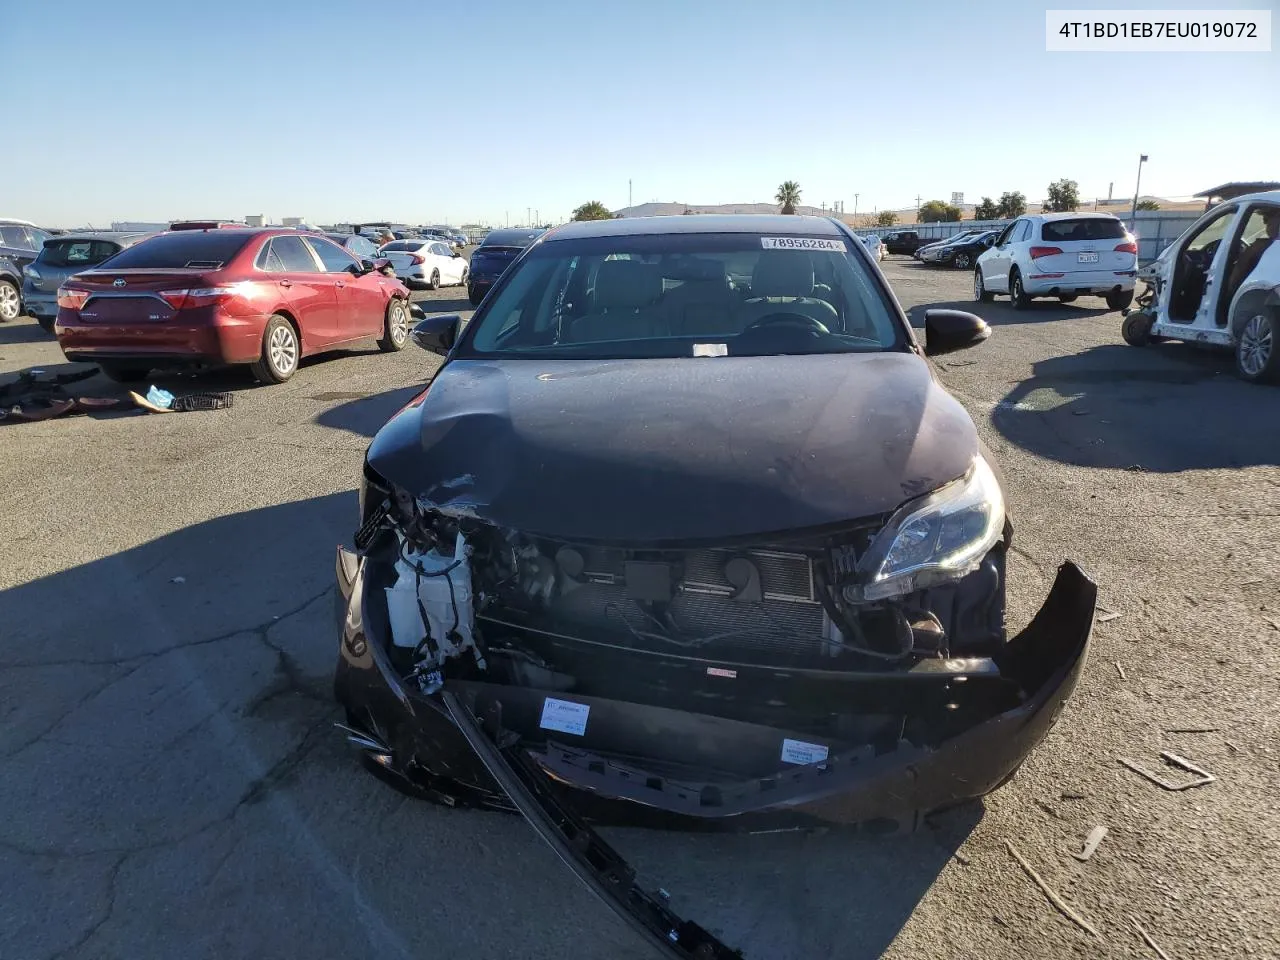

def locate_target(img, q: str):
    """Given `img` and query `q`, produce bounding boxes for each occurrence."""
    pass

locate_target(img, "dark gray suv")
[0,220,52,321]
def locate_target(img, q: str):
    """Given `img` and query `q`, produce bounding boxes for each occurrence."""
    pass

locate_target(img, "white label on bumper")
[761,237,847,251]
[781,738,830,765]
[540,697,590,736]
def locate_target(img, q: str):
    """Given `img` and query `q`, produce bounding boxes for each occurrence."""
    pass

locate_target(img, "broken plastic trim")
[442,690,744,960]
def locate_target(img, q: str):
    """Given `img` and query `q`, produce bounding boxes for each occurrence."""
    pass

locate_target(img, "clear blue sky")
[4,0,1276,227]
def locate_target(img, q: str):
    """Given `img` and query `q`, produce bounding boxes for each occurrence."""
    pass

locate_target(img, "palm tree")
[775,181,801,215]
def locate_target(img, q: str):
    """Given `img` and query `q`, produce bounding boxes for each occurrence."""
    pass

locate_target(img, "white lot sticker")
[706,666,738,678]
[692,343,728,358]
[540,697,590,736]
[781,738,830,766]
[761,237,847,252]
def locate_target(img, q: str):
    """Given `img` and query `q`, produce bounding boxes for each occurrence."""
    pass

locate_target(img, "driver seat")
[740,251,839,329]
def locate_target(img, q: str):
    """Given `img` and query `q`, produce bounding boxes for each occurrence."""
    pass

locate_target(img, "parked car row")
[377,238,469,290]
[465,227,546,304]
[1,218,54,321]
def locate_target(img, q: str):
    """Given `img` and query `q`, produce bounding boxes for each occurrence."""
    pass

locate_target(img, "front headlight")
[847,457,1005,602]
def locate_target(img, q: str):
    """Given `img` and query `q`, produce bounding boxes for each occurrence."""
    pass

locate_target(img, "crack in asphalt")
[46,853,127,960]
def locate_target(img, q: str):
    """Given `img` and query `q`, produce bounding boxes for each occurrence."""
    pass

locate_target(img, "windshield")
[459,232,905,360]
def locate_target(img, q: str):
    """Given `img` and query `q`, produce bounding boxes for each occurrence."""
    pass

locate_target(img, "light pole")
[1131,154,1149,224]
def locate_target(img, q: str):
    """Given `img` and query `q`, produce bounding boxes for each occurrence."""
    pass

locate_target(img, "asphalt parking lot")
[2,256,1278,960]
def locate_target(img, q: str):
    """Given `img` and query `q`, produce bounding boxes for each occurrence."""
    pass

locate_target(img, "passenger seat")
[569,260,666,342]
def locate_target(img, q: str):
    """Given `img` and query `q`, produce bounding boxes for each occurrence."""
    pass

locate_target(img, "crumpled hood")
[366,353,978,544]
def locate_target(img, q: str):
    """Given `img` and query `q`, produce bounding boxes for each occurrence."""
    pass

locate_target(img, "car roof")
[0,218,38,227]
[44,231,150,243]
[1035,211,1123,221]
[546,214,845,241]
[481,228,546,245]
[1220,189,1280,205]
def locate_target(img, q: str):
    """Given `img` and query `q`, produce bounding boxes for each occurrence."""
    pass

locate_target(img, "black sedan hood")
[366,353,978,544]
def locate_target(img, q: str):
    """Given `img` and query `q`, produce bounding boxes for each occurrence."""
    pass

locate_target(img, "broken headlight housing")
[847,457,1004,603]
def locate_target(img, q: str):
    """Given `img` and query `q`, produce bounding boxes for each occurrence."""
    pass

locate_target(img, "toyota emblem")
[113,278,126,287]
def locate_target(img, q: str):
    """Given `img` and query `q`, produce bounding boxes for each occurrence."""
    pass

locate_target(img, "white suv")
[974,212,1137,310]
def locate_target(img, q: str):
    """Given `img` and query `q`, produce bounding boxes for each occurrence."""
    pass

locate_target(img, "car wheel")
[428,270,440,291]
[1121,311,1155,346]
[1235,311,1278,384]
[974,269,993,303]
[250,314,300,384]
[954,253,972,269]
[459,268,468,288]
[1106,289,1134,311]
[1058,294,1078,303]
[468,286,483,306]
[0,279,20,322]
[98,362,150,383]
[1010,270,1032,310]
[378,298,410,353]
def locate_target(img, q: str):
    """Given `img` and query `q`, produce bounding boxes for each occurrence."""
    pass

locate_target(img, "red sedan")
[54,228,413,384]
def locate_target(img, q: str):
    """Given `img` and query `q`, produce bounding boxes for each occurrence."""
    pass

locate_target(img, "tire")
[1121,311,1155,347]
[468,285,484,306]
[428,270,440,291]
[1058,294,1078,303]
[954,253,972,269]
[378,298,410,353]
[974,269,993,303]
[459,268,469,288]
[0,279,20,322]
[1106,289,1134,311]
[36,314,56,335]
[1009,269,1032,310]
[1235,311,1279,384]
[98,362,150,383]
[250,314,300,384]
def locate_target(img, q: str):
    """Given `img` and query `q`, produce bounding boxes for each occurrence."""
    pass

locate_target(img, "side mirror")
[411,313,461,357]
[923,309,990,356]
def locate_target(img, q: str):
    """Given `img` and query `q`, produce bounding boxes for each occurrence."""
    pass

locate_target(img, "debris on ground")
[1097,610,1123,623]
[1115,662,1128,680]
[130,386,234,413]
[0,368,122,423]
[1073,826,1108,862]
[170,576,186,584]
[953,851,971,866]
[1132,917,1174,960]
[1060,791,1087,801]
[1006,840,1103,941]
[1164,727,1219,734]
[1035,799,1062,820]
[1118,752,1216,791]
[1125,464,1146,472]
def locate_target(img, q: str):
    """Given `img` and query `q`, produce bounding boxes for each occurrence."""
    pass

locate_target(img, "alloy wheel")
[0,282,19,321]
[390,302,409,345]
[1238,314,1273,376]
[956,254,970,269]
[974,271,983,299]
[269,323,298,375]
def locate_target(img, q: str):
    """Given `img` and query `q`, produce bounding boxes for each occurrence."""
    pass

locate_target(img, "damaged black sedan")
[334,215,1096,956]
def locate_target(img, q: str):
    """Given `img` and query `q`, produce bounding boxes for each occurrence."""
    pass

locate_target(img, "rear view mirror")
[923,309,990,356]
[411,313,461,357]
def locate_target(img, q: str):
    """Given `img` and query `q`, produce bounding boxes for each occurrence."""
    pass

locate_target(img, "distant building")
[281,217,303,227]
[245,214,265,227]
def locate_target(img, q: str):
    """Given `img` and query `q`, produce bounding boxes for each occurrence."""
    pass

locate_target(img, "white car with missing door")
[974,212,1137,311]
[377,238,468,290]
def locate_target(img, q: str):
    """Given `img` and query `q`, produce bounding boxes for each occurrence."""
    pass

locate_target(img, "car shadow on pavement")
[0,489,983,960]
[907,299,1110,328]
[992,342,1280,471]
[0,318,54,346]
[313,381,432,439]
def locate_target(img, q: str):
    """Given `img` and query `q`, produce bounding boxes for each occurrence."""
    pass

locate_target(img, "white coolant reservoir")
[385,532,475,660]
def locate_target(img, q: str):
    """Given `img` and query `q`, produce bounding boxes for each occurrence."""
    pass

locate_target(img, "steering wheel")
[741,311,830,335]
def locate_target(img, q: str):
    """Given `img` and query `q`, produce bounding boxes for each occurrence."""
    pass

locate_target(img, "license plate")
[1078,252,1099,263]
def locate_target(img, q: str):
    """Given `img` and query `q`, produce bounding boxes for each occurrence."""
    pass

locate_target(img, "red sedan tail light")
[1029,246,1063,259]
[57,288,89,310]
[158,286,242,310]
[1114,240,1138,254]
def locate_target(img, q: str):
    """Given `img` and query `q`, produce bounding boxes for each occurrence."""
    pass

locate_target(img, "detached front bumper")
[334,549,1096,828]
